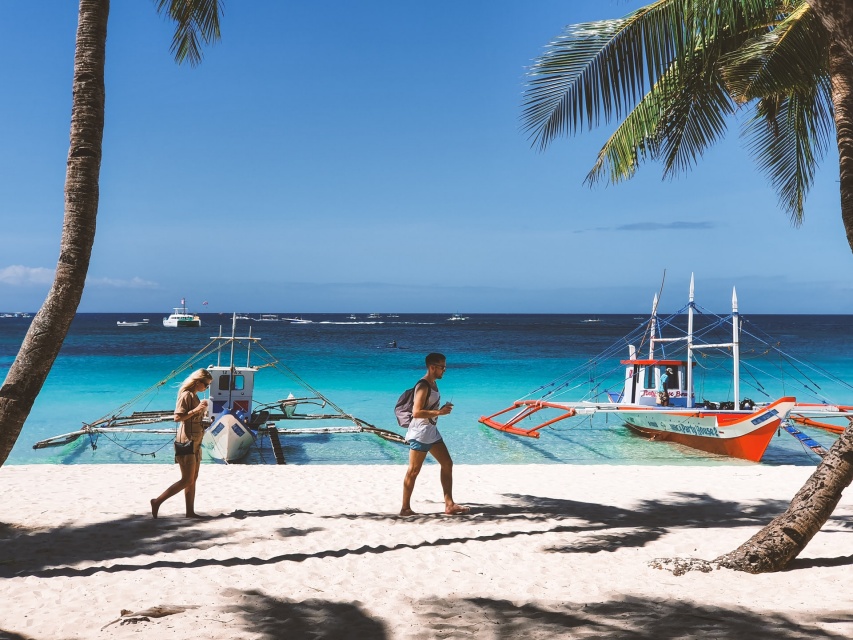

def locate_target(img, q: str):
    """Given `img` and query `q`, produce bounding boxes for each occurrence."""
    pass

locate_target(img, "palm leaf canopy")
[523,0,830,222]
[155,0,223,66]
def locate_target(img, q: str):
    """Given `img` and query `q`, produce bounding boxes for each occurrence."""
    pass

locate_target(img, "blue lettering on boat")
[751,409,779,426]
[669,423,718,437]
[231,424,245,436]
[211,423,225,437]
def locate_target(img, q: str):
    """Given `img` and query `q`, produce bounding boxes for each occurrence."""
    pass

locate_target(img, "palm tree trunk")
[715,35,853,573]
[807,0,853,60]
[715,425,853,573]
[0,0,109,466]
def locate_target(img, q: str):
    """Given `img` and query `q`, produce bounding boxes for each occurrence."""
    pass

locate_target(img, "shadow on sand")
[409,595,852,639]
[3,590,848,640]
[225,589,388,639]
[0,508,303,579]
[3,493,851,579]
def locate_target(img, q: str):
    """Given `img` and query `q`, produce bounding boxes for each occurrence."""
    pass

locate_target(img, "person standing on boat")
[400,353,469,516]
[151,368,213,519]
[658,367,673,406]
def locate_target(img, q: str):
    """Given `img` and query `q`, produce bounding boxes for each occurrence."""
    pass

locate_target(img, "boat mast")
[648,293,658,359]
[732,287,740,407]
[216,324,223,367]
[229,313,237,368]
[687,274,695,408]
[247,323,253,367]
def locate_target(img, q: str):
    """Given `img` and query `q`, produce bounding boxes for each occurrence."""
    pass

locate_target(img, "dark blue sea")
[1,312,850,466]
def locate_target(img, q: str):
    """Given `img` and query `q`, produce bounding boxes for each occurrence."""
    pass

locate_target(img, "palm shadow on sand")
[207,590,853,639]
[0,508,304,579]
[224,588,388,640]
[411,595,853,639]
[4,493,852,578]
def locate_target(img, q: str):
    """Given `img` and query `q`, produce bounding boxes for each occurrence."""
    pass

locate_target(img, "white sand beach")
[1,463,852,639]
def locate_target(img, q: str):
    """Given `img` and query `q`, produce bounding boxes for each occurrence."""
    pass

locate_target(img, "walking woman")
[151,368,213,518]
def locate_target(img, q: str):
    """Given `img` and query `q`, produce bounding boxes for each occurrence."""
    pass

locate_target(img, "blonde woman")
[151,368,213,518]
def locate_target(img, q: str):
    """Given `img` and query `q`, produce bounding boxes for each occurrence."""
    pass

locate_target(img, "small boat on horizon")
[254,314,280,321]
[448,313,468,321]
[117,319,149,327]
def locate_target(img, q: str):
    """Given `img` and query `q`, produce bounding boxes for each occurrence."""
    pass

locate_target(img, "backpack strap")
[414,379,439,411]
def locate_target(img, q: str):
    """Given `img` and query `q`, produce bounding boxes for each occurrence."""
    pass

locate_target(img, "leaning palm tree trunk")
[717,32,853,572]
[716,424,853,572]
[0,0,109,466]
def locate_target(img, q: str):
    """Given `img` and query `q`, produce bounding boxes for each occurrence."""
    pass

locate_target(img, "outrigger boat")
[480,276,849,462]
[33,315,405,463]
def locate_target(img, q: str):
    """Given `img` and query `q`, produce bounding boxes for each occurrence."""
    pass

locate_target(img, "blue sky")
[0,1,850,314]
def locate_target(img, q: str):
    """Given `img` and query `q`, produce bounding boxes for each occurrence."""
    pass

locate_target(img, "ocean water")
[1,312,851,467]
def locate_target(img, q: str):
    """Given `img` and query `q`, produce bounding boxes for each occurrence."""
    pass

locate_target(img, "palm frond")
[721,3,829,101]
[155,0,223,66]
[523,0,788,153]
[743,77,833,224]
[522,0,687,150]
[656,62,735,178]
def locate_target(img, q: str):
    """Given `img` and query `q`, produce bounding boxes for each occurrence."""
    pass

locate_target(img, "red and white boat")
[480,276,798,462]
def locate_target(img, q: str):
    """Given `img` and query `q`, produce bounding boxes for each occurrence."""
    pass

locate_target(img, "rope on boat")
[84,338,220,428]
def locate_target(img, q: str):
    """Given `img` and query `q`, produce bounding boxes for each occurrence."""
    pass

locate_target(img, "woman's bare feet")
[445,503,470,515]
[186,512,212,519]
[399,508,418,517]
[150,499,160,519]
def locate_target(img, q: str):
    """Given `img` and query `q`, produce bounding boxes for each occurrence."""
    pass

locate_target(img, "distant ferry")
[448,313,468,321]
[255,314,280,321]
[163,299,201,328]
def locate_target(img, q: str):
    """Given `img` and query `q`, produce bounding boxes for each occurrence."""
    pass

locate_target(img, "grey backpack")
[394,380,433,429]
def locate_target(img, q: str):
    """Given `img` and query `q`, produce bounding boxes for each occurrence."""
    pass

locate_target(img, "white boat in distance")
[448,313,468,321]
[163,299,201,328]
[117,319,149,327]
[254,314,280,321]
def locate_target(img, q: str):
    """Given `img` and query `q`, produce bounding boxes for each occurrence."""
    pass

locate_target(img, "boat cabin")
[205,364,257,420]
[619,357,694,407]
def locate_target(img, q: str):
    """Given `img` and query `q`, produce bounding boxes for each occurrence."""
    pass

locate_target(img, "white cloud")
[0,265,54,286]
[0,266,157,290]
[86,276,158,289]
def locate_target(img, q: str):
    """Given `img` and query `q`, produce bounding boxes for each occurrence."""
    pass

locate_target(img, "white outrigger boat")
[481,276,848,462]
[34,315,405,463]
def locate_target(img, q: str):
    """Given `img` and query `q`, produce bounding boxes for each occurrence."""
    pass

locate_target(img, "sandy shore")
[1,463,852,639]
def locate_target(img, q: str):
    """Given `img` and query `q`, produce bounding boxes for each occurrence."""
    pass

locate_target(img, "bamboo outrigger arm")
[787,405,853,435]
[479,400,577,438]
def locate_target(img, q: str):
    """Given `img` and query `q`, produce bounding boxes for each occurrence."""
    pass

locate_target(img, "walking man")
[401,352,469,516]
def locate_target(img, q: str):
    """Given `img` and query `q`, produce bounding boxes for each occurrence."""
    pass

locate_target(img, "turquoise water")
[2,313,850,466]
